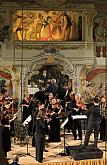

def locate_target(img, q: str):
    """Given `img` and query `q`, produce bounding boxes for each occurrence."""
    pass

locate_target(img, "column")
[83,11,88,41]
[88,11,97,41]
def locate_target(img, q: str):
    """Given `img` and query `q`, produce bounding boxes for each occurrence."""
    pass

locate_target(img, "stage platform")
[7,132,107,165]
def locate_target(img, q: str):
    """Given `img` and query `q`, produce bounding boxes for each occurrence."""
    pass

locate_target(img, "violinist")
[0,109,11,157]
[100,96,107,141]
[3,97,13,114]
[32,101,48,147]
[66,92,76,135]
[20,95,30,122]
[67,92,84,140]
[73,93,86,140]
[47,97,62,142]
[45,92,54,110]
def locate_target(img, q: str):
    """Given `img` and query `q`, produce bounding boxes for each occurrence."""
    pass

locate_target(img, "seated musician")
[47,97,62,142]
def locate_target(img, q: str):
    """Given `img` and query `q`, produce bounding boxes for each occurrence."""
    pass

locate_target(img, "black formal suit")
[100,102,107,141]
[83,104,101,147]
[34,118,46,163]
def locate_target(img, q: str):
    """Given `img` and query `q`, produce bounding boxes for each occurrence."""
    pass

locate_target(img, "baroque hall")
[0,0,107,165]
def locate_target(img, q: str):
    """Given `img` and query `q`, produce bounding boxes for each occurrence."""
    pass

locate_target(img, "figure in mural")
[0,16,10,42]
[60,13,73,41]
[13,14,23,40]
[25,13,43,40]
[41,16,53,41]
[51,11,62,40]
[82,81,96,105]
[94,20,106,42]
[0,25,10,41]
[34,13,43,40]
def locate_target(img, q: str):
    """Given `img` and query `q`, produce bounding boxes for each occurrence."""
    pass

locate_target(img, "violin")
[76,100,87,110]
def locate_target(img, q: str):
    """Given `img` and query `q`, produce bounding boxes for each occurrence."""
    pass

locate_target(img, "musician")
[34,110,46,163]
[45,92,54,109]
[47,97,62,142]
[20,95,30,122]
[83,97,101,148]
[0,112,11,157]
[66,92,76,135]
[32,101,48,147]
[100,96,107,141]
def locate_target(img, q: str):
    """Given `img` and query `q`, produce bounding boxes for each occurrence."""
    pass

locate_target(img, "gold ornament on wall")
[46,55,55,64]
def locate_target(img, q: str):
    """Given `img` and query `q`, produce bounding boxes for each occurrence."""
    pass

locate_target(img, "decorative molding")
[13,41,86,50]
[0,2,95,11]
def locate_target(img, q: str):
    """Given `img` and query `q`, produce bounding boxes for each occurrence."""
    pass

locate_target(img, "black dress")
[34,118,46,163]
[0,123,11,156]
[21,99,30,122]
[48,107,61,142]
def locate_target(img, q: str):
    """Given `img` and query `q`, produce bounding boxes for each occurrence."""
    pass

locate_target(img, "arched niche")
[22,52,76,93]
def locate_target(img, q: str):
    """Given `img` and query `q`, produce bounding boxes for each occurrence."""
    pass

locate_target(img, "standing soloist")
[34,110,46,163]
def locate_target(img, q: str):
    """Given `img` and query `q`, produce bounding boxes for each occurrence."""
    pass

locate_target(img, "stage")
[7,131,107,165]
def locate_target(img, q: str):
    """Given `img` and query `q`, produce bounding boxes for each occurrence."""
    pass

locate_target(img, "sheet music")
[71,115,87,120]
[60,117,68,128]
[23,115,32,126]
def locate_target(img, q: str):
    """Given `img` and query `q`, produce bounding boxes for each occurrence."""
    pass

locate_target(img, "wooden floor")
[7,131,107,165]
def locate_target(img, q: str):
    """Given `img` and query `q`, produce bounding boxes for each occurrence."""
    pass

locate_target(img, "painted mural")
[13,10,82,41]
[0,12,12,42]
[0,70,13,96]
[81,68,107,104]
[94,16,107,42]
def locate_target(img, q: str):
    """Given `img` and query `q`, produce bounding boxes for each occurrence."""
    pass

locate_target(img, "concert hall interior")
[0,0,107,165]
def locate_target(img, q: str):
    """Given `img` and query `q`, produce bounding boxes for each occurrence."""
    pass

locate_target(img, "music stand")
[71,115,87,145]
[57,111,72,156]
[22,115,32,156]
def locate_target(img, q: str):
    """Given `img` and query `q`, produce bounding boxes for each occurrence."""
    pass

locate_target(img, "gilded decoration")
[13,10,84,42]
[46,55,55,64]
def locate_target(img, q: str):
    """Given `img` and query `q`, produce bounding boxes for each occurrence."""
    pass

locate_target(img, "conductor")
[83,97,101,148]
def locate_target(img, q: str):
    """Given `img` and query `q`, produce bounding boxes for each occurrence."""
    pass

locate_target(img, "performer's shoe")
[80,145,87,150]
[74,135,77,140]
[79,137,82,140]
[44,149,49,152]
[36,160,43,163]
